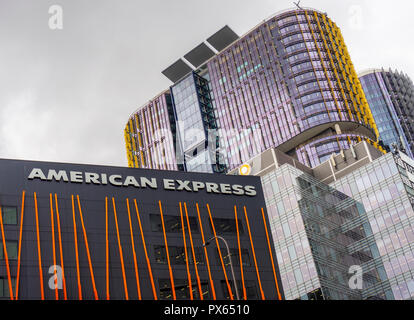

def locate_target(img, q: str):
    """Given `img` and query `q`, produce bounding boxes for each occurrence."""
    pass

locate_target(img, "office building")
[0,158,282,300]
[359,69,414,157]
[329,150,414,300]
[230,141,414,300]
[124,7,384,173]
[230,143,388,300]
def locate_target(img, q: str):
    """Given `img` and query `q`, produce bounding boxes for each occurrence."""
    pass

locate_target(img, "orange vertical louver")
[71,195,82,300]
[54,194,67,300]
[105,197,110,300]
[0,205,14,300]
[34,192,45,300]
[234,206,247,300]
[158,200,176,300]
[15,190,26,300]
[206,203,234,300]
[184,202,203,300]
[179,202,193,300]
[77,195,99,300]
[133,199,157,300]
[244,206,265,300]
[112,197,129,300]
[126,198,142,300]
[195,203,216,300]
[49,194,58,300]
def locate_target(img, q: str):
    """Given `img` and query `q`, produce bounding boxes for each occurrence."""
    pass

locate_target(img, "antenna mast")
[293,1,303,9]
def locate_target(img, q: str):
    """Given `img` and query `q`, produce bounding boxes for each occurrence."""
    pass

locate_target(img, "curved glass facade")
[359,69,414,158]
[207,9,381,169]
[124,91,179,171]
[125,8,384,172]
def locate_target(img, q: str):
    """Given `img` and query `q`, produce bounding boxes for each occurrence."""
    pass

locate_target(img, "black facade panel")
[0,159,283,300]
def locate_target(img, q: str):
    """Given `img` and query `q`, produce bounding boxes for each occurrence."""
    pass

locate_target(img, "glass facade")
[124,91,179,171]
[332,152,414,299]
[261,163,385,300]
[125,8,384,173]
[359,69,413,157]
[171,73,213,173]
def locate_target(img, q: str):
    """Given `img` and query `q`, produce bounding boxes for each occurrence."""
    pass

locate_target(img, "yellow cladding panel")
[305,10,345,121]
[322,13,380,143]
[124,127,134,168]
[129,118,140,168]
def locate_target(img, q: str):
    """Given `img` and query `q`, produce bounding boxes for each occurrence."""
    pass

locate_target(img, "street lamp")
[203,235,240,300]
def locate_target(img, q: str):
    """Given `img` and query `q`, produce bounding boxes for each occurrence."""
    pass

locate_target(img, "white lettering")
[192,181,205,192]
[244,185,257,196]
[101,173,108,185]
[109,175,123,186]
[176,180,192,191]
[220,183,232,194]
[85,172,100,184]
[123,176,140,187]
[140,177,157,189]
[163,179,175,190]
[70,171,83,183]
[28,168,47,180]
[47,170,69,182]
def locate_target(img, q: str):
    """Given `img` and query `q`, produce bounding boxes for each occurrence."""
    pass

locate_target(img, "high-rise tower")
[359,69,414,157]
[125,8,384,173]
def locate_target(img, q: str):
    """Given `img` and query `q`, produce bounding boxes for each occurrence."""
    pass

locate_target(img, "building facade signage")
[27,168,257,196]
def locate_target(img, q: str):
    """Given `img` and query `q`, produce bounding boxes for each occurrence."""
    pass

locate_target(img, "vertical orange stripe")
[158,200,176,300]
[206,204,234,300]
[0,206,14,300]
[49,194,58,300]
[15,190,25,300]
[112,197,129,300]
[126,198,142,300]
[76,195,99,300]
[179,202,193,300]
[54,194,67,300]
[34,192,44,300]
[234,206,247,300]
[71,194,82,300]
[261,208,282,300]
[195,203,216,300]
[105,197,110,300]
[184,202,203,300]
[133,199,157,300]
[244,206,265,300]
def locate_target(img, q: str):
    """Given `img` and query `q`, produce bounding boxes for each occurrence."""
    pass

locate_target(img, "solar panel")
[206,25,239,52]
[184,42,216,68]
[161,59,193,83]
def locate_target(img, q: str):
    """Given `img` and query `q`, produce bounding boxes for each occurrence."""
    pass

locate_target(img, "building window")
[0,241,18,260]
[215,248,251,267]
[154,245,204,265]
[150,214,199,233]
[0,278,16,298]
[209,218,244,235]
[297,288,324,300]
[158,278,209,300]
[221,280,258,300]
[1,207,17,225]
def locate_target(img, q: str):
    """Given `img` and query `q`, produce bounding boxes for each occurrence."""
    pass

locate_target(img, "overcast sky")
[0,0,412,167]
